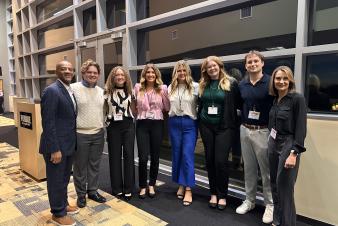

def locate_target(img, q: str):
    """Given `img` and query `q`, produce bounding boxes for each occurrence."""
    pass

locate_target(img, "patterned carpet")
[0,141,167,226]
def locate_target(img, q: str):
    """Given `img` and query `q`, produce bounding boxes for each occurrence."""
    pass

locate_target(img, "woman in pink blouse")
[134,64,170,199]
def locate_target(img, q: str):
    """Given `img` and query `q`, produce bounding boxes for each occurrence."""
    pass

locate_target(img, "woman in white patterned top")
[104,66,136,201]
[168,60,199,206]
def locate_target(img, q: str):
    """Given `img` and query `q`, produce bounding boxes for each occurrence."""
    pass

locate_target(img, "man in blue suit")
[39,60,79,226]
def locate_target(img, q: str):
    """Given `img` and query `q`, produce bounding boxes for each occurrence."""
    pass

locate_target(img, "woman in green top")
[198,56,241,210]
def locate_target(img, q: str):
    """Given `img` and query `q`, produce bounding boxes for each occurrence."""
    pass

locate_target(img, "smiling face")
[114,68,126,87]
[145,67,156,84]
[206,60,220,80]
[274,70,290,93]
[245,54,264,75]
[56,61,74,85]
[83,65,99,86]
[177,65,187,83]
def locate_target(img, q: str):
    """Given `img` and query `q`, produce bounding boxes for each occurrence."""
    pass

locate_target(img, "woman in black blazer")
[197,56,241,210]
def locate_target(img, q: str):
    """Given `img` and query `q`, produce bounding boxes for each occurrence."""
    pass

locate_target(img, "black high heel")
[148,186,156,198]
[124,193,132,201]
[138,189,146,199]
[182,189,192,206]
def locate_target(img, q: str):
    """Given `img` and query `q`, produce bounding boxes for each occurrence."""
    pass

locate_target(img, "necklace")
[177,84,186,112]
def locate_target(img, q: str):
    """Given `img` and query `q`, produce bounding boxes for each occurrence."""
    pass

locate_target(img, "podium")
[13,97,29,127]
[17,102,46,180]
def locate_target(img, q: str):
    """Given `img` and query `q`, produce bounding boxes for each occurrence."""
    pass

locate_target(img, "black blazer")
[39,80,77,156]
[198,77,241,129]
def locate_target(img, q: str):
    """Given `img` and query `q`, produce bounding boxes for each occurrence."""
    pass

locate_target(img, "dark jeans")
[107,119,135,195]
[73,129,104,197]
[136,119,163,188]
[43,154,73,217]
[199,120,234,199]
[268,135,300,226]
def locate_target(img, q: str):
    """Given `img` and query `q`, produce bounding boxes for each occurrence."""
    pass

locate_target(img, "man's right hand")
[50,151,62,164]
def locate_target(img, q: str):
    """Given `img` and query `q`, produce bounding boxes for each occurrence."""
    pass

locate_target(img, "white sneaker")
[262,204,274,224]
[236,200,255,214]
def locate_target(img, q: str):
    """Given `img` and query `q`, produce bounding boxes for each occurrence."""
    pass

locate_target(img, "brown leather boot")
[51,215,76,226]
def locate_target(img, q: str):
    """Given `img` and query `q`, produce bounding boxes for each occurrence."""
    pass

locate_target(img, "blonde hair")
[169,60,194,96]
[81,59,100,74]
[105,66,133,96]
[269,65,296,96]
[139,63,163,95]
[199,56,231,96]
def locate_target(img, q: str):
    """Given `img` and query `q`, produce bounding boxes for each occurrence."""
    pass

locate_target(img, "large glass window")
[83,6,97,36]
[36,0,73,23]
[137,0,298,64]
[38,49,75,76]
[37,17,74,49]
[133,57,294,183]
[103,41,123,82]
[305,54,338,113]
[106,0,126,29]
[136,0,207,20]
[81,47,96,64]
[39,77,57,96]
[308,0,338,46]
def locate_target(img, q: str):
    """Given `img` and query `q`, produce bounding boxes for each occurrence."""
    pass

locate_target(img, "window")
[38,49,75,76]
[81,47,96,64]
[39,77,57,96]
[106,0,126,29]
[83,6,97,36]
[308,0,338,46]
[137,0,298,65]
[132,56,294,182]
[136,0,207,20]
[305,54,338,113]
[37,17,74,49]
[240,7,252,19]
[36,0,73,23]
[103,42,123,82]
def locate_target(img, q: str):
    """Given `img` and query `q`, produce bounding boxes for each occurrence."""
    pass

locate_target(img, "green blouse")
[200,80,225,124]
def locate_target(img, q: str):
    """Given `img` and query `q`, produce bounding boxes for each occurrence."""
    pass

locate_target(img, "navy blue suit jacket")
[39,80,77,156]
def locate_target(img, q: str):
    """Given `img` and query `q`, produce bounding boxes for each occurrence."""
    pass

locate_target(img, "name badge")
[146,111,155,119]
[248,111,260,120]
[270,128,277,139]
[114,113,123,121]
[208,106,218,115]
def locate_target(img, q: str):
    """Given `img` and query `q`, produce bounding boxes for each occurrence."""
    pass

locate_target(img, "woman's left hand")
[284,154,297,169]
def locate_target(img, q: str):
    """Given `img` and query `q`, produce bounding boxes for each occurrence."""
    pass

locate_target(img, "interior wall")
[149,0,205,16]
[46,49,76,73]
[149,0,297,60]
[295,119,338,225]
[43,26,74,48]
[315,7,338,31]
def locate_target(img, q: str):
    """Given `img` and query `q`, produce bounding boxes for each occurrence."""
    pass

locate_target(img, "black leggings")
[136,119,163,188]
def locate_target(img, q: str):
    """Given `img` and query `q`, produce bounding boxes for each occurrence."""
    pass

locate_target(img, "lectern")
[17,102,46,180]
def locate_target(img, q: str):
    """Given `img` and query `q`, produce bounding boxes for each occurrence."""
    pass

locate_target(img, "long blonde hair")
[169,60,194,96]
[104,66,133,95]
[199,56,231,96]
[139,63,163,95]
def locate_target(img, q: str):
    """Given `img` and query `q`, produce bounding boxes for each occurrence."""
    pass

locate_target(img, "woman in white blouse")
[168,60,199,206]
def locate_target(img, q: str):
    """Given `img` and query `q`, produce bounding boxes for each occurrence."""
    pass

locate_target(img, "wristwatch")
[290,150,298,156]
